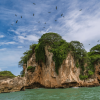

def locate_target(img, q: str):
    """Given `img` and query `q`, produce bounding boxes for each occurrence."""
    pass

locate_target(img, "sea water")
[0,86,100,100]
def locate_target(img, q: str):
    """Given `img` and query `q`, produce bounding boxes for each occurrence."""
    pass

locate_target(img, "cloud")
[0,49,25,69]
[0,35,5,38]
[0,42,17,45]
[26,35,40,42]
[17,46,23,48]
[9,29,20,35]
[0,48,6,51]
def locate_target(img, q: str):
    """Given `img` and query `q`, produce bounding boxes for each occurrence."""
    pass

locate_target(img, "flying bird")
[97,40,99,42]
[33,3,36,5]
[15,14,17,16]
[48,12,51,13]
[55,20,57,21]
[44,22,46,24]
[43,27,45,28]
[80,9,82,11]
[56,6,57,10]
[89,44,90,45]
[38,21,40,23]
[33,14,34,16]
[21,16,22,18]
[63,16,64,17]
[16,20,18,23]
[61,14,63,16]
[11,24,13,26]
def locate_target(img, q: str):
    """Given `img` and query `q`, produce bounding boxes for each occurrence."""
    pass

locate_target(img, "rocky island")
[0,32,100,93]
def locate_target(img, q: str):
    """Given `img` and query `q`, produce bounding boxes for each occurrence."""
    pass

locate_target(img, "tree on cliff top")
[35,32,89,75]
[35,32,63,65]
[38,32,63,47]
[87,44,100,72]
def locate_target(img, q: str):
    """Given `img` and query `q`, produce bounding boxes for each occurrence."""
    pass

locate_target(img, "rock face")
[0,76,26,93]
[25,45,100,88]
[1,45,100,93]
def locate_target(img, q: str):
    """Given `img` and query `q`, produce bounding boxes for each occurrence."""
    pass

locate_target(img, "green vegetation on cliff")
[20,69,25,77]
[18,32,100,80]
[27,66,36,72]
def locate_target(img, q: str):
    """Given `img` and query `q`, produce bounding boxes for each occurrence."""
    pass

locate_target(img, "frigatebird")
[80,9,82,11]
[61,14,63,16]
[21,16,22,18]
[15,14,17,16]
[33,3,36,5]
[55,20,57,21]
[48,12,51,13]
[33,14,34,16]
[16,20,18,23]
[56,6,57,10]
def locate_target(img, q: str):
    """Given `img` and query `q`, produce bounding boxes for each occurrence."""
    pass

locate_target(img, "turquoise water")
[0,86,100,100]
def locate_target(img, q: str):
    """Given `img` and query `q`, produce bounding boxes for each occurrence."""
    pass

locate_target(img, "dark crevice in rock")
[97,78,100,83]
[98,72,100,75]
[20,86,25,91]
[61,82,78,88]
[25,82,45,89]
[40,63,42,68]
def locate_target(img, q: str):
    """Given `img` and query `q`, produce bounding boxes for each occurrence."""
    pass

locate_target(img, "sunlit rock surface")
[0,45,100,93]
[0,76,26,93]
[25,45,100,89]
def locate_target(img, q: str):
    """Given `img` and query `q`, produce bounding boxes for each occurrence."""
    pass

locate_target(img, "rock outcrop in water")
[24,45,100,89]
[0,76,26,93]
[0,45,100,93]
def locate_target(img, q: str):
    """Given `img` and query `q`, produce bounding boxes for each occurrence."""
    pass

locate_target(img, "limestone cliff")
[24,45,100,88]
[0,45,100,93]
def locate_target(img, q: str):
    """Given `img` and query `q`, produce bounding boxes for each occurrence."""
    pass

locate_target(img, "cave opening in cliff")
[20,86,25,91]
[25,82,45,89]
[98,72,100,75]
[97,79,100,83]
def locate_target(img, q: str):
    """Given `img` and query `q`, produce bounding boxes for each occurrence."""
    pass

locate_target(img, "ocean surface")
[0,86,100,100]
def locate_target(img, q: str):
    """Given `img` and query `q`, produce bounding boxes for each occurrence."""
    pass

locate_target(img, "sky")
[0,0,100,76]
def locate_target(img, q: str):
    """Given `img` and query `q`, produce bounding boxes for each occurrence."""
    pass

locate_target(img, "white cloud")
[0,35,5,38]
[0,49,25,68]
[9,29,20,35]
[0,48,6,51]
[0,42,17,45]
[17,46,23,48]
[26,35,40,42]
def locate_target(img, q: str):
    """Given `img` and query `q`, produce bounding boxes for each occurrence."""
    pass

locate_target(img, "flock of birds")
[10,3,100,46]
[11,4,63,28]
[11,3,82,30]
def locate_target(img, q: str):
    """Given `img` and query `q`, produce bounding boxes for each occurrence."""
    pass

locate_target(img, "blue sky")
[0,0,100,76]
